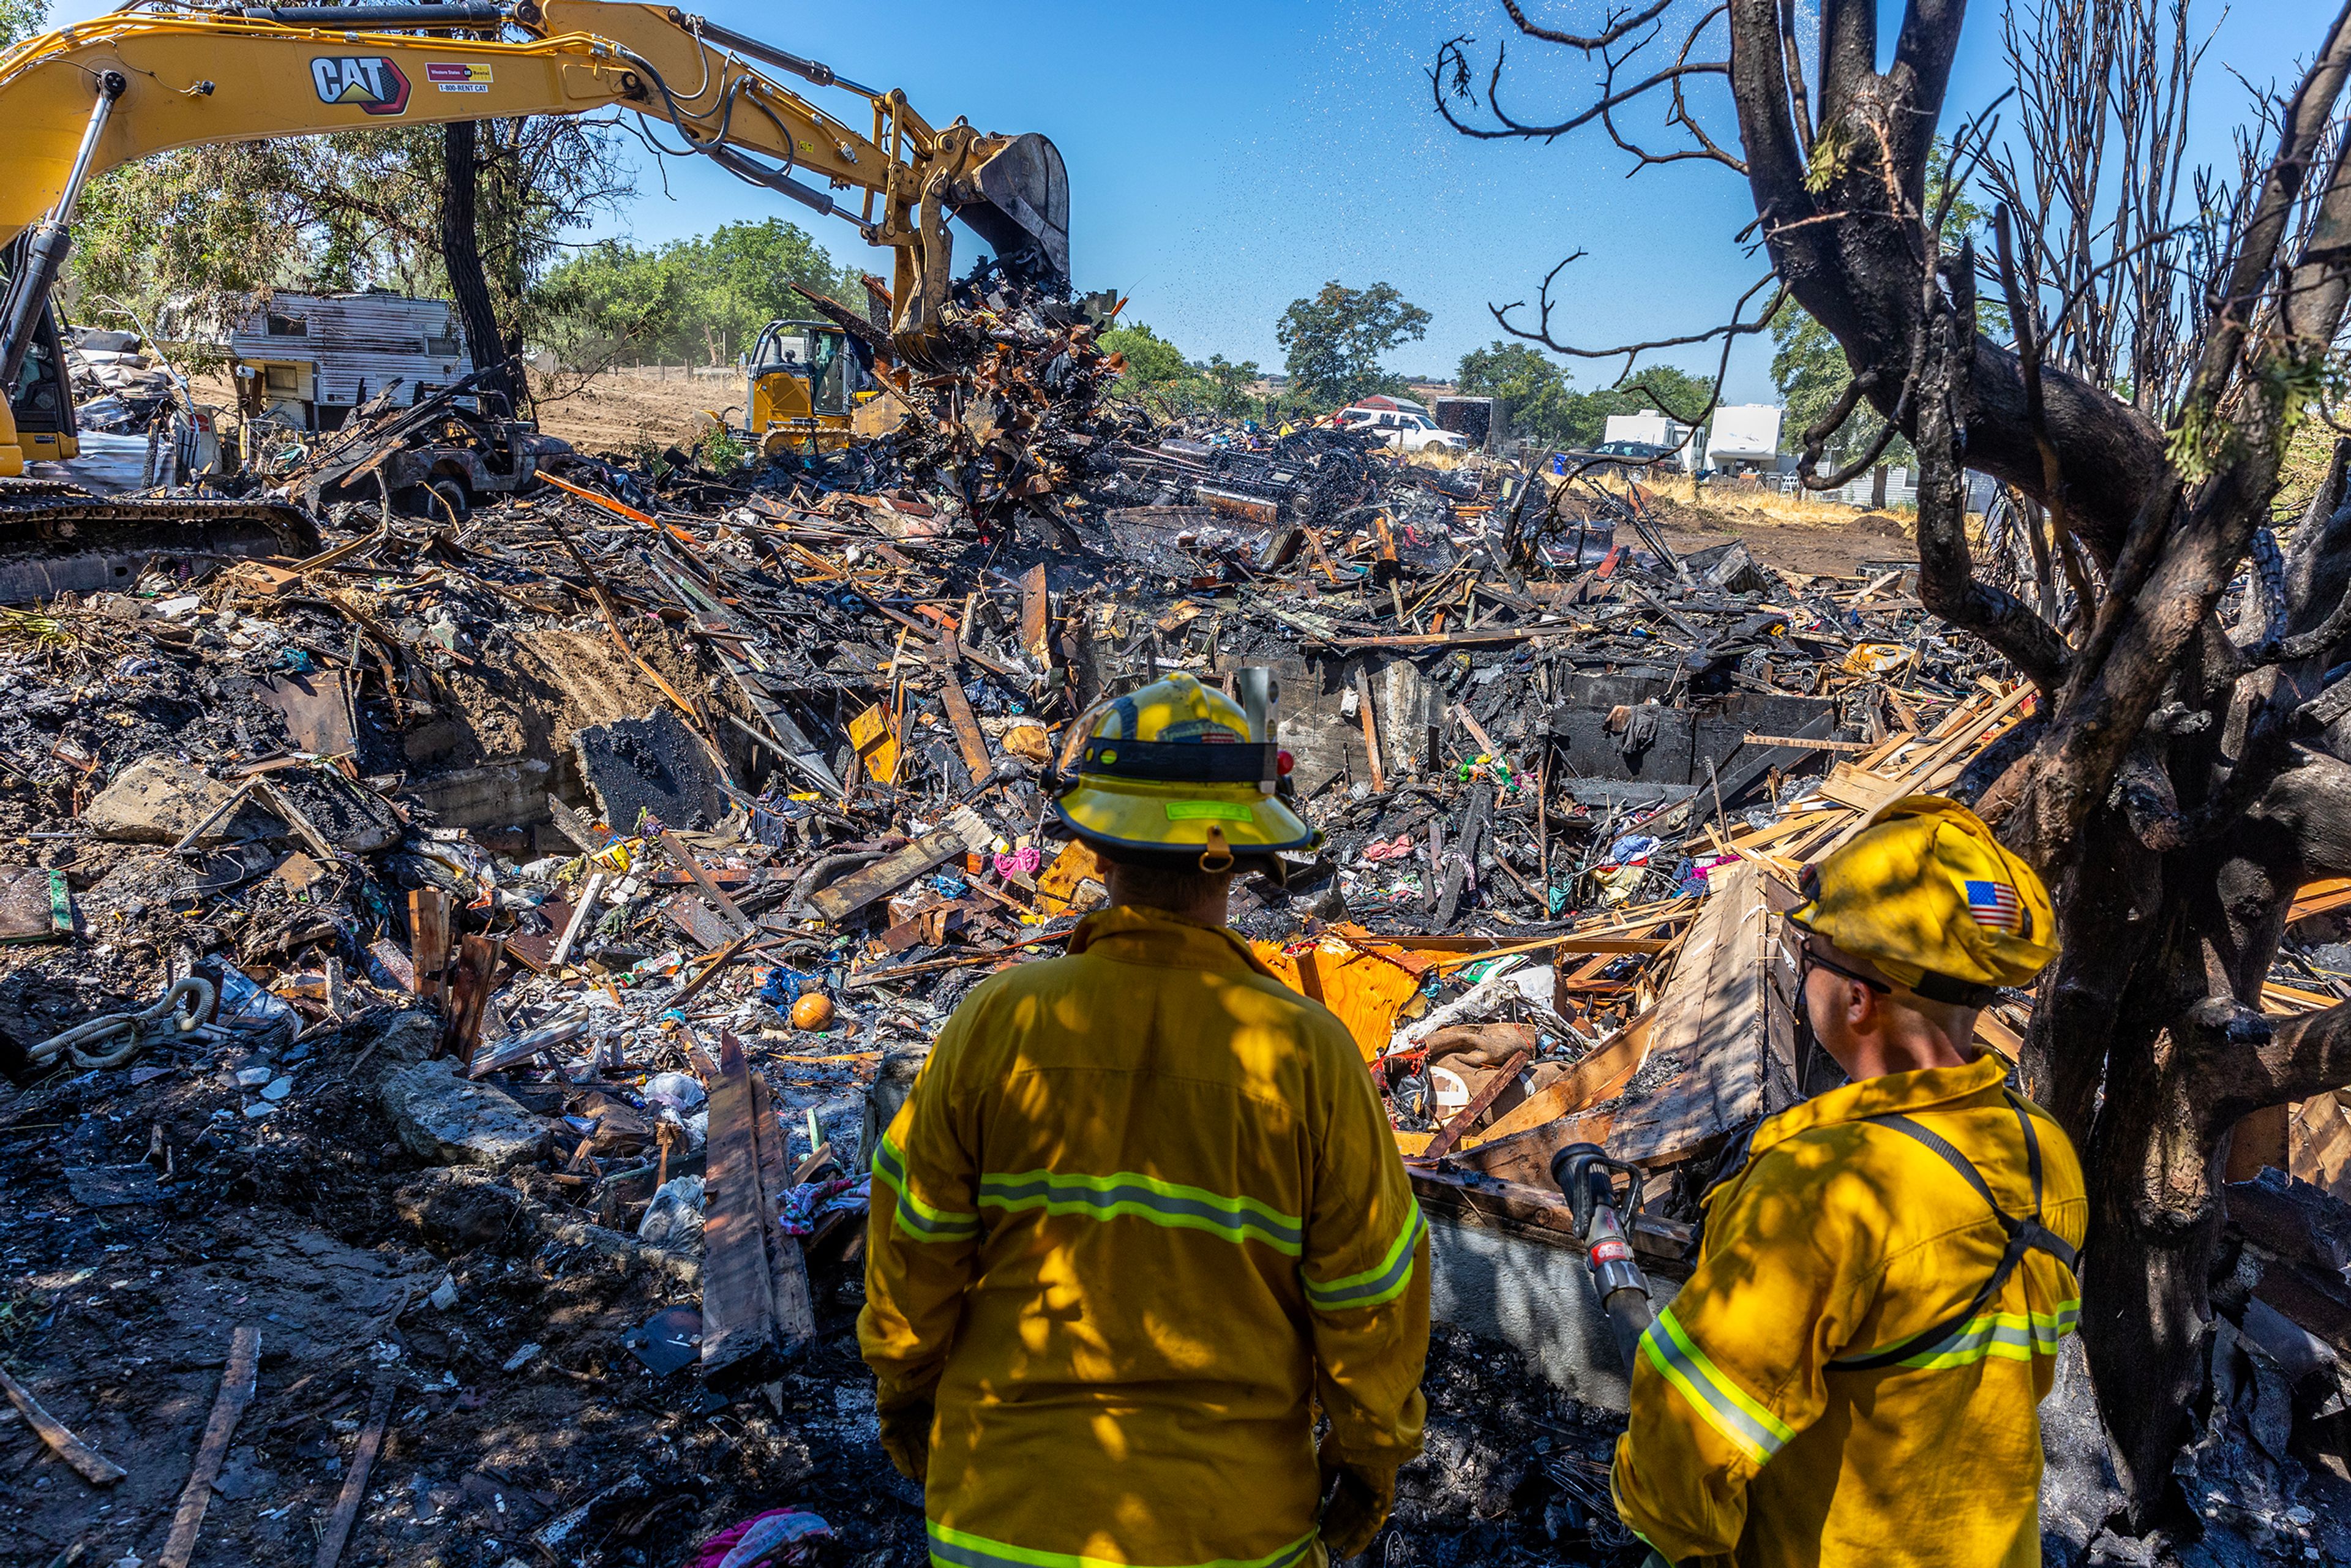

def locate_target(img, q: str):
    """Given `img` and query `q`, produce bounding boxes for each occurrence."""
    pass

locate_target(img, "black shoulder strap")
[1828,1091,2077,1372]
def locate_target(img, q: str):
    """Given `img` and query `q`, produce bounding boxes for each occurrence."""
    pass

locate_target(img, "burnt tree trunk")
[440,119,515,413]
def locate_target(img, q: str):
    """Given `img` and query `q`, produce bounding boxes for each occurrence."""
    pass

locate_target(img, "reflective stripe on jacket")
[1612,1054,2087,1567]
[860,904,1431,1568]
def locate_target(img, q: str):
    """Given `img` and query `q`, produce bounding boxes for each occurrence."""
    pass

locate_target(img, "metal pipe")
[675,12,880,99]
[239,4,508,25]
[702,144,876,241]
[0,72,125,393]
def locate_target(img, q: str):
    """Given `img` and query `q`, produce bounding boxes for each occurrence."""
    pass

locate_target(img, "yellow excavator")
[0,1,1070,588]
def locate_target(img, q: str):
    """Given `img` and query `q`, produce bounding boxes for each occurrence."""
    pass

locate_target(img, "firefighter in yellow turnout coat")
[1614,796,2087,1568]
[861,673,1430,1568]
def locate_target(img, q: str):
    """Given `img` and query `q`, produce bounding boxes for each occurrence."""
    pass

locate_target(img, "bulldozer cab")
[746,319,853,457]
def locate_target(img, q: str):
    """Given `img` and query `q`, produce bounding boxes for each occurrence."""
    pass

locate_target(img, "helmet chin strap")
[1198,825,1235,874]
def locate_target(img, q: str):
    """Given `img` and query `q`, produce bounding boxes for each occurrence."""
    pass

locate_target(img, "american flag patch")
[1965,879,2022,933]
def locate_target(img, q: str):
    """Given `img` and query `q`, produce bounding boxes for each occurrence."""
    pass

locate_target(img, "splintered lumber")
[1020,563,1054,670]
[749,1068,819,1345]
[1464,1010,1658,1152]
[440,934,501,1064]
[0,1362,126,1485]
[313,1370,396,1568]
[549,872,606,969]
[1352,666,1386,792]
[806,806,988,923]
[1607,859,1796,1166]
[702,1032,784,1390]
[158,1326,262,1568]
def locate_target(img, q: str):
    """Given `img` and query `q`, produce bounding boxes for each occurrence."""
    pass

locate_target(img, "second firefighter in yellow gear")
[1613,795,2086,1567]
[859,899,1430,1568]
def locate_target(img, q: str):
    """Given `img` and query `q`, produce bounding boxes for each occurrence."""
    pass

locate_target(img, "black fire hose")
[1554,1142,1676,1568]
[1551,1142,1657,1370]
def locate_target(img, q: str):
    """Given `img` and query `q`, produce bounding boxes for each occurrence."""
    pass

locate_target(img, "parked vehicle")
[1581,438,1676,462]
[1335,406,1471,453]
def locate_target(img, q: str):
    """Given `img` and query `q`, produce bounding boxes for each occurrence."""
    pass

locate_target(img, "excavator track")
[0,476,318,602]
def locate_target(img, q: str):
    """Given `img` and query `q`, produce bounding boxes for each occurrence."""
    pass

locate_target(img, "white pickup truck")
[1336,407,1471,453]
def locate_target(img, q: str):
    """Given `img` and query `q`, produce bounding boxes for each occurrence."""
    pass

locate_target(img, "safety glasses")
[1798,940,1890,996]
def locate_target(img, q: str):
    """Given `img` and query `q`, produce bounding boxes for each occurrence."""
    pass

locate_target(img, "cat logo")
[310,56,410,116]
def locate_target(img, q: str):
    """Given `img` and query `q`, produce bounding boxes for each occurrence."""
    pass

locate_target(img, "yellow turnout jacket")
[861,904,1431,1568]
[1613,1054,2087,1567]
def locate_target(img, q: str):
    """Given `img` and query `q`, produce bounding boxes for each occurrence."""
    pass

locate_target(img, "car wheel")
[426,477,471,525]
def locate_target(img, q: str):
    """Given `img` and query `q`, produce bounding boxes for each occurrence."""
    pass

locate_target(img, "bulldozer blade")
[959,133,1071,295]
[0,479,319,604]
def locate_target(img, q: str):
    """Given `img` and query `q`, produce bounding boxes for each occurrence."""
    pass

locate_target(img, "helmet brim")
[1053,776,1320,857]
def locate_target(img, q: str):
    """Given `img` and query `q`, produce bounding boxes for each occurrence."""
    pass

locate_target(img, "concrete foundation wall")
[1425,1206,1679,1412]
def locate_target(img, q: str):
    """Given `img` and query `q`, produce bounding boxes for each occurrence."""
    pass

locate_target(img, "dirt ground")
[530,368,735,458]
[1650,495,1916,580]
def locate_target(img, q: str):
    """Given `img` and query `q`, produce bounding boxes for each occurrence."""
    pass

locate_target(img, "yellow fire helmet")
[1052,672,1320,876]
[1788,794,2058,1006]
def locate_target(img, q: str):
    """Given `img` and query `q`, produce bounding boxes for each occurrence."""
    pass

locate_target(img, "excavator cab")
[744,319,855,458]
[0,274,78,475]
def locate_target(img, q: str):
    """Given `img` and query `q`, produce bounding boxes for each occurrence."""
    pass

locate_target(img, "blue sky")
[43,0,2335,400]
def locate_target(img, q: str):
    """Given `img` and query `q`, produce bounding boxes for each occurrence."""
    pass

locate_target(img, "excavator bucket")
[958,133,1071,295]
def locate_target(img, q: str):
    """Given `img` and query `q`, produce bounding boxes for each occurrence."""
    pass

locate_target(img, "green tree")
[1772,306,1913,468]
[65,117,631,374]
[1457,340,1570,441]
[676,219,860,364]
[1277,281,1430,407]
[1199,353,1261,416]
[1099,321,1215,416]
[533,220,857,368]
[0,0,45,49]
[1559,362,1717,449]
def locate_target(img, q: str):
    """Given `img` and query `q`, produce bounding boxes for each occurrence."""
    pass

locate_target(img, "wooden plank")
[1809,685,2034,861]
[1464,1011,1655,1148]
[750,1068,818,1345]
[158,1326,262,1568]
[550,872,605,969]
[806,823,973,924]
[2226,1105,2291,1184]
[0,1363,125,1485]
[1607,858,1788,1166]
[1420,1048,1531,1161]
[701,1031,781,1390]
[1741,732,1878,753]
[934,655,995,786]
[2287,877,2351,923]
[1452,1107,1619,1190]
[2290,1095,2351,1205]
[408,888,451,1005]
[313,1371,395,1568]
